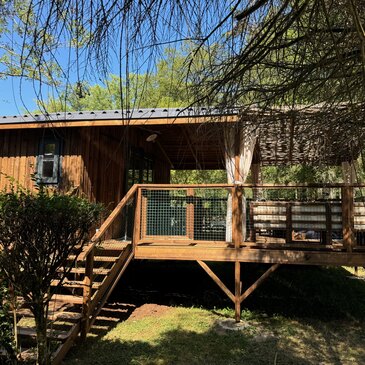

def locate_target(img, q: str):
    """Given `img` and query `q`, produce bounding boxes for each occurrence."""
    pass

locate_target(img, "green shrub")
[0,279,16,363]
[0,185,102,365]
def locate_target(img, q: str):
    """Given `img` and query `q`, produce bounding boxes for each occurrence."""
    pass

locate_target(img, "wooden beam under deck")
[134,243,365,266]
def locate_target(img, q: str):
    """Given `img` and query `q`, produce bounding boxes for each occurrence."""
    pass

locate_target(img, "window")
[127,148,154,189]
[37,138,61,184]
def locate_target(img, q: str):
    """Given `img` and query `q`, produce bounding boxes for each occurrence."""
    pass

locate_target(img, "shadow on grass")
[67,325,312,365]
[64,261,365,364]
[85,303,136,339]
[112,260,365,321]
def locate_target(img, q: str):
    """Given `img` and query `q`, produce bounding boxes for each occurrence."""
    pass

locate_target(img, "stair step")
[49,312,82,321]
[58,267,111,275]
[95,315,120,323]
[50,294,83,305]
[18,327,71,341]
[94,256,119,262]
[97,240,131,252]
[68,255,118,262]
[17,309,82,321]
[51,279,102,289]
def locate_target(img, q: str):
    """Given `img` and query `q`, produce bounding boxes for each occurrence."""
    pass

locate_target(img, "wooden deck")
[135,241,365,266]
[131,183,365,322]
[6,182,365,363]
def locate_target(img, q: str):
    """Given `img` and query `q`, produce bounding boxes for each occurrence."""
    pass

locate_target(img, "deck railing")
[133,183,365,251]
[78,184,139,337]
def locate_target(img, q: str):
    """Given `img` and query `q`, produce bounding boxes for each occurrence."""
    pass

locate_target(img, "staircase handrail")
[78,184,139,261]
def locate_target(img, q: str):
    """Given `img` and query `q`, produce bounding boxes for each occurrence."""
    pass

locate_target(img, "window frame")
[126,147,154,190]
[37,137,61,184]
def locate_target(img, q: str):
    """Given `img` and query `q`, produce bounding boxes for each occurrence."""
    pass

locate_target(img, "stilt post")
[234,261,241,322]
[341,161,356,251]
[81,249,94,340]
[233,128,243,322]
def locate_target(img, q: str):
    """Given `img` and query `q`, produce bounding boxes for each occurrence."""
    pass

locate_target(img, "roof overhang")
[1,105,364,167]
[0,107,239,129]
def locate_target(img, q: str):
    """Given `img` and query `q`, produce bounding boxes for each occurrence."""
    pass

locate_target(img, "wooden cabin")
[2,106,365,362]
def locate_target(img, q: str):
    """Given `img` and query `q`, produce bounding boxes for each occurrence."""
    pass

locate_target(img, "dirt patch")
[128,303,171,320]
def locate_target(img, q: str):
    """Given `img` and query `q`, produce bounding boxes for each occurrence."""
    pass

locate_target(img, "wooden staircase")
[11,185,140,364]
[13,239,133,364]
[14,239,133,364]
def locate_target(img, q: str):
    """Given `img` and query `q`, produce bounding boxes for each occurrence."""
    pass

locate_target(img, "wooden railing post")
[232,185,243,322]
[342,185,355,251]
[187,188,195,239]
[81,249,94,340]
[232,186,243,247]
[133,187,142,248]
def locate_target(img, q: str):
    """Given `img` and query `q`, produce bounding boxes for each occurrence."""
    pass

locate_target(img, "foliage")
[38,48,196,112]
[0,185,102,364]
[202,1,365,109]
[0,1,61,84]
[0,279,16,363]
[170,170,226,185]
[4,1,365,111]
[1,0,365,123]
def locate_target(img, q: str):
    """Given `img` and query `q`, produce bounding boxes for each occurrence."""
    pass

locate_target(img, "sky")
[0,77,38,116]
[0,1,237,116]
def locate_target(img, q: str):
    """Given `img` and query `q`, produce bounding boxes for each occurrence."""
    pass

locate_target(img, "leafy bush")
[0,279,16,363]
[0,186,102,365]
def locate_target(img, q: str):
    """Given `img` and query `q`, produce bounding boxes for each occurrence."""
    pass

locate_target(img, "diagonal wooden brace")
[240,263,280,303]
[197,260,235,303]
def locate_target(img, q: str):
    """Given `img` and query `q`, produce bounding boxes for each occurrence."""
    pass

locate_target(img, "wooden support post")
[285,203,292,244]
[342,161,356,251]
[133,188,142,247]
[233,128,243,322]
[81,249,94,340]
[232,126,244,245]
[251,162,261,201]
[232,186,243,247]
[250,155,261,242]
[342,185,355,251]
[234,128,241,183]
[235,261,241,322]
[342,161,356,185]
[240,264,280,303]
[187,188,195,239]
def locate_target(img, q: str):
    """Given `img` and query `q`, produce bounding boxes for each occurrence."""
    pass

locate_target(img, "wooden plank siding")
[0,130,37,191]
[0,127,170,211]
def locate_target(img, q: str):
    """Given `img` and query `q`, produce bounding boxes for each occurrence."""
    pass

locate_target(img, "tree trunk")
[33,302,50,365]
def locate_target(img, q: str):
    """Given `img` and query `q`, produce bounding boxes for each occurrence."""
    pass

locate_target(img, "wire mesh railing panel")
[136,184,365,248]
[139,187,230,241]
[193,188,229,241]
[141,189,188,238]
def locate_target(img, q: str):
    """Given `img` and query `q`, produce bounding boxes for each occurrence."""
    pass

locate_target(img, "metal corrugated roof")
[0,107,240,124]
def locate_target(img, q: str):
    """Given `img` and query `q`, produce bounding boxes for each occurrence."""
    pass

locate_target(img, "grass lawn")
[65,262,365,365]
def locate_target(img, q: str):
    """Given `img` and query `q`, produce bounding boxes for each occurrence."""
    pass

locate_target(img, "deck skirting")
[134,243,365,266]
